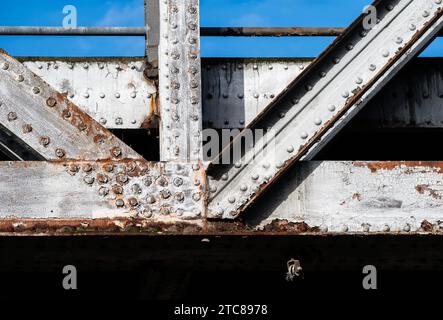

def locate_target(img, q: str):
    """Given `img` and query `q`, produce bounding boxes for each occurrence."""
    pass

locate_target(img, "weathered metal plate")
[23,58,157,129]
[202,59,311,129]
[245,161,443,234]
[158,0,203,161]
[208,0,443,219]
[0,50,141,160]
[0,161,205,220]
[202,58,443,130]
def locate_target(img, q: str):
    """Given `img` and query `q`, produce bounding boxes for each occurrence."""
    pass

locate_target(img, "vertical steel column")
[145,0,160,77]
[158,0,203,162]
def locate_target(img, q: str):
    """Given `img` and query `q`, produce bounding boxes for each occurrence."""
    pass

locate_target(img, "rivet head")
[228,196,236,204]
[40,136,50,147]
[240,185,248,192]
[221,173,229,181]
[46,97,57,107]
[7,112,17,121]
[143,176,153,187]
[83,175,95,185]
[22,124,32,133]
[112,185,123,195]
[97,174,109,184]
[146,195,156,204]
[115,199,125,208]
[32,87,40,94]
[382,225,390,232]
[111,147,122,158]
[287,146,294,153]
[17,75,24,82]
[328,105,336,112]
[192,193,201,201]
[342,91,350,98]
[55,148,65,158]
[115,117,123,125]
[382,50,390,57]
[173,177,184,187]
[251,174,259,181]
[314,118,322,126]
[1,62,9,70]
[116,174,129,185]
[409,24,416,31]
[99,93,105,99]
[300,132,309,140]
[395,37,403,44]
[98,187,109,197]
[115,93,120,99]
[369,64,376,71]
[128,197,139,208]
[82,164,92,172]
[355,77,363,84]
[403,224,411,232]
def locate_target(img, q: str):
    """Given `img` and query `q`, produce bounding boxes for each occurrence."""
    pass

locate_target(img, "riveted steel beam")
[207,0,443,219]
[0,50,140,160]
[158,0,203,161]
[245,161,443,234]
[0,160,205,220]
[22,58,158,129]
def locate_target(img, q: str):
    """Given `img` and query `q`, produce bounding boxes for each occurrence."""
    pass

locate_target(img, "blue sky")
[0,0,441,57]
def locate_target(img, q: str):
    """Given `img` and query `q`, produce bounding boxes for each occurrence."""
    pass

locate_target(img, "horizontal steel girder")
[0,160,205,221]
[1,161,443,235]
[0,50,140,160]
[18,57,443,130]
[207,0,443,219]
[244,161,443,234]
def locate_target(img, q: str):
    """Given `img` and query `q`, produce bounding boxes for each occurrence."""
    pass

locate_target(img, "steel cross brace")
[207,0,443,219]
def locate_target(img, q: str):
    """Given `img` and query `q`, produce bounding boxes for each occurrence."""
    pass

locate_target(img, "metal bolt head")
[146,195,156,204]
[97,173,109,184]
[7,112,17,121]
[160,189,171,199]
[116,174,129,185]
[175,192,185,202]
[111,147,122,158]
[115,199,125,208]
[82,164,93,172]
[173,177,184,187]
[98,186,109,197]
[22,124,32,133]
[55,148,65,158]
[128,197,139,208]
[83,175,95,185]
[46,97,57,107]
[1,62,9,70]
[112,184,123,195]
[115,117,123,125]
[40,136,50,147]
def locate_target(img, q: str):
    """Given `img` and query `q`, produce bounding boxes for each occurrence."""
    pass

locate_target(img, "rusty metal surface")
[0,49,141,160]
[207,0,443,219]
[0,160,206,221]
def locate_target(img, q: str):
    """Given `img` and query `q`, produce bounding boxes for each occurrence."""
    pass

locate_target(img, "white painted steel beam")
[0,50,140,160]
[245,161,443,234]
[207,0,443,219]
[0,161,205,220]
[158,0,203,161]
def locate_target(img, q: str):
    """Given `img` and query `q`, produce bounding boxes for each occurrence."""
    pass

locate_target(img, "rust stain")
[353,161,443,173]
[141,95,160,129]
[416,185,442,200]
